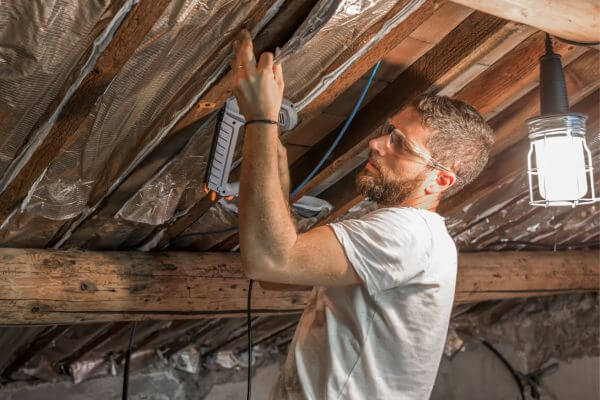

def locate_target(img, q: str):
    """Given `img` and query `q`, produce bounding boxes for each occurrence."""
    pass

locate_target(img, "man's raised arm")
[232,30,361,287]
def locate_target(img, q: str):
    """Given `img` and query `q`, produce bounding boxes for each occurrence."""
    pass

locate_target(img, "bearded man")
[231,30,494,400]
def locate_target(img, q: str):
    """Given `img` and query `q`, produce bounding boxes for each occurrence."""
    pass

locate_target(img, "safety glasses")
[383,122,456,175]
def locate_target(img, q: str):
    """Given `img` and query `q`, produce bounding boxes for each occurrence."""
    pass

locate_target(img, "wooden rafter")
[450,0,600,44]
[0,248,597,325]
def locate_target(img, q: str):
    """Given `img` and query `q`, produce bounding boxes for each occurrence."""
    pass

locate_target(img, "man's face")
[356,106,435,206]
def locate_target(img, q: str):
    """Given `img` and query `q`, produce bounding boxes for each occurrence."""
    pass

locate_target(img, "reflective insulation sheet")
[0,0,125,183]
[102,0,424,250]
[0,0,275,247]
[279,0,425,108]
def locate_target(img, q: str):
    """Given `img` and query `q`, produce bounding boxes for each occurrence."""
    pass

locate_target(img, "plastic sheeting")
[0,0,280,247]
[0,0,122,180]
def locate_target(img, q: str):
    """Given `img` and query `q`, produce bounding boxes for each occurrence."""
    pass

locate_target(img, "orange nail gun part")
[203,183,218,202]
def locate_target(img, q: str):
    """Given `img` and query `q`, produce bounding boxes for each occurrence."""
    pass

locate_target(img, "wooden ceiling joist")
[450,0,600,44]
[0,248,597,325]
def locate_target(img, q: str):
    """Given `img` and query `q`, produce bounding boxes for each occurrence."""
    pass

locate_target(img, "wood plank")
[454,31,587,119]
[0,0,173,223]
[455,251,600,303]
[0,248,597,325]
[489,50,600,157]
[450,0,600,43]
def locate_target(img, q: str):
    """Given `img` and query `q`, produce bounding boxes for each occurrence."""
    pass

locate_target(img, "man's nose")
[368,135,386,156]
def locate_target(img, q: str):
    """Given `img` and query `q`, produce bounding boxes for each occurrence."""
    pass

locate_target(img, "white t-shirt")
[270,207,457,400]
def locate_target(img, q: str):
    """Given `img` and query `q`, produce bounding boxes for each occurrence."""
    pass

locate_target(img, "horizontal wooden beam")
[0,248,597,325]
[450,0,600,43]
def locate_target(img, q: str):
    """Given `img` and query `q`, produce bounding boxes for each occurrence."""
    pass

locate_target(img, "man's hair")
[412,94,494,199]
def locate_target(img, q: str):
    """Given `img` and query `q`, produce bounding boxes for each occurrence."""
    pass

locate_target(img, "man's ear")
[424,170,455,195]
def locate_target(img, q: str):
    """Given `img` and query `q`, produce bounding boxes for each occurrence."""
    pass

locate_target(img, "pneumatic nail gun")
[203,97,298,201]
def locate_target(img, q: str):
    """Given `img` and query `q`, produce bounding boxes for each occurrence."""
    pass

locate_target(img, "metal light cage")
[527,113,597,207]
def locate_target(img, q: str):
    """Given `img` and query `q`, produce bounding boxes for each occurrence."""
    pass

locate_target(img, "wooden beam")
[0,0,173,223]
[450,0,600,43]
[0,248,597,325]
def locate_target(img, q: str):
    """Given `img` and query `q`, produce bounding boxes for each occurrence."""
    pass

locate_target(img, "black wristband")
[245,119,279,127]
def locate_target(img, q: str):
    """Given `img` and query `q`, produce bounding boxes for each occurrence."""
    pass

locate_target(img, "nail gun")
[204,97,298,201]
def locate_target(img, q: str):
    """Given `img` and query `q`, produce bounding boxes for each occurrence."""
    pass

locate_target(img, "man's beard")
[355,160,424,207]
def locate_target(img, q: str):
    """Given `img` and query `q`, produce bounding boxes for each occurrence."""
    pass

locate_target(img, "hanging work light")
[526,34,597,207]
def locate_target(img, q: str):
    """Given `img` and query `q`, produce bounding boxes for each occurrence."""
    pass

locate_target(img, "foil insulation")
[0,0,131,190]
[0,0,280,247]
[280,0,426,110]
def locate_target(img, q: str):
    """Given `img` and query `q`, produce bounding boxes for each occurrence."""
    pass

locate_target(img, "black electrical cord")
[247,279,254,400]
[122,321,137,400]
[480,340,525,400]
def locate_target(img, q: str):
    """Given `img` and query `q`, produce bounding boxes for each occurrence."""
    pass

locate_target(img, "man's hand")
[232,29,284,121]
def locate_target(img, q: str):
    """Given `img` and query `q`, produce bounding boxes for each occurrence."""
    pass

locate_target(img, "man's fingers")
[257,52,274,73]
[273,63,284,90]
[234,29,256,76]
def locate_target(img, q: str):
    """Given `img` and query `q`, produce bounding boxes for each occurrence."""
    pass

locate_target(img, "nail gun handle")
[204,97,298,200]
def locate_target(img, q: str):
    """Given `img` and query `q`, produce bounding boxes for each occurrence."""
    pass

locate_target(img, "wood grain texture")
[455,31,587,119]
[0,248,597,325]
[450,0,600,43]
[0,0,173,223]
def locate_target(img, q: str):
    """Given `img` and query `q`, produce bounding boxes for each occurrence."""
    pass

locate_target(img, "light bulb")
[527,114,596,206]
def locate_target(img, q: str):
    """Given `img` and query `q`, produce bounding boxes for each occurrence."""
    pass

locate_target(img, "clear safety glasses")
[382,122,456,176]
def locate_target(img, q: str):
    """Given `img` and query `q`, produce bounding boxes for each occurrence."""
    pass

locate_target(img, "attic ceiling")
[0,0,598,388]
